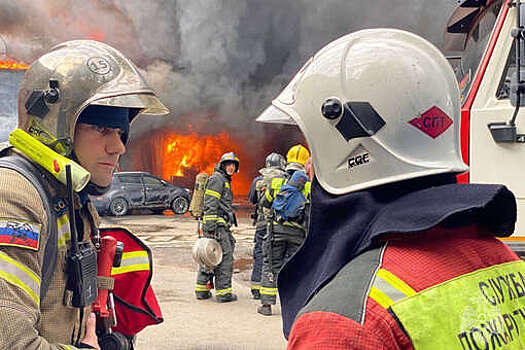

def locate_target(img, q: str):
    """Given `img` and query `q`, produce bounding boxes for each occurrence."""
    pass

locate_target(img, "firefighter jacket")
[202,166,234,233]
[248,175,265,227]
[260,172,311,237]
[278,174,522,349]
[287,225,525,349]
[0,148,98,349]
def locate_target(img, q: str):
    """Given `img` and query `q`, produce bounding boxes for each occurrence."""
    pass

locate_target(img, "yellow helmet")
[286,144,310,166]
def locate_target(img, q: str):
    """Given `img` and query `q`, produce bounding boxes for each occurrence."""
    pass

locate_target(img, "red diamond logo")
[408,106,453,139]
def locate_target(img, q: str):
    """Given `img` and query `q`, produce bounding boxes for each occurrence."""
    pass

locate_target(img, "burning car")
[90,171,191,216]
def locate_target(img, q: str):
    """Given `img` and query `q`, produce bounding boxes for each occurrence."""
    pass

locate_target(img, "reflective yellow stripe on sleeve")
[368,268,416,309]
[111,251,149,275]
[0,251,40,306]
[265,190,273,202]
[205,189,221,199]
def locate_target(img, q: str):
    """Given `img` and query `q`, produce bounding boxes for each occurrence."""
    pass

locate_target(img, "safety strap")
[0,152,58,301]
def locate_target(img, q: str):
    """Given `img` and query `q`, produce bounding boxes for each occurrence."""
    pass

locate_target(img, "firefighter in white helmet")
[0,40,168,349]
[194,152,240,303]
[257,29,523,349]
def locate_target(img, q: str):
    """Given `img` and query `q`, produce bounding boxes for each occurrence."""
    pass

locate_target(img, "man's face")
[225,162,236,176]
[73,123,126,187]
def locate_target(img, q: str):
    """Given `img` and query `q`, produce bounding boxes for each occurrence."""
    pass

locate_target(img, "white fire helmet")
[257,29,468,195]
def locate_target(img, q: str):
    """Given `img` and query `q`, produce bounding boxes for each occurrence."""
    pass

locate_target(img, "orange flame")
[159,128,252,195]
[0,60,29,70]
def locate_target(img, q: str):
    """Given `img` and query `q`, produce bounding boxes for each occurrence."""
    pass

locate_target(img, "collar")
[278,174,516,339]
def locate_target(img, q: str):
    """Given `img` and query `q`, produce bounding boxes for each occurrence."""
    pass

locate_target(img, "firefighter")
[0,40,168,349]
[258,145,311,316]
[256,28,525,349]
[195,152,240,303]
[248,152,286,299]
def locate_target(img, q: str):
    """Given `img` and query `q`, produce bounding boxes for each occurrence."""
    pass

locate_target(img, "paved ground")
[100,213,288,350]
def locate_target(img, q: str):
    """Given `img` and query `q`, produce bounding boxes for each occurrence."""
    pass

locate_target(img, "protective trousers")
[260,232,303,305]
[196,226,236,297]
[250,222,266,294]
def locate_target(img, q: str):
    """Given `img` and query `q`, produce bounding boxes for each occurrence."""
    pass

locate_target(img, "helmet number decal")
[408,106,452,139]
[87,57,111,75]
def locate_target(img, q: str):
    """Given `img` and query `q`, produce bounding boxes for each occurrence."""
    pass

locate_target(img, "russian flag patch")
[0,219,41,250]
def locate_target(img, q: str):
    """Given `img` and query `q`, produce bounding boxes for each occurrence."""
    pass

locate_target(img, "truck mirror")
[490,0,525,143]
[488,122,517,142]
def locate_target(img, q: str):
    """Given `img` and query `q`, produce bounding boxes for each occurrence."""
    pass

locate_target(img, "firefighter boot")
[196,291,212,300]
[216,293,238,303]
[257,304,272,316]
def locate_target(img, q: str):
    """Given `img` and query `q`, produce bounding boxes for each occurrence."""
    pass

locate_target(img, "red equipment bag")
[99,227,163,335]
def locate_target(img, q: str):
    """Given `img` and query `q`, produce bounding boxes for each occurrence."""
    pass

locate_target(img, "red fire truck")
[445,0,525,254]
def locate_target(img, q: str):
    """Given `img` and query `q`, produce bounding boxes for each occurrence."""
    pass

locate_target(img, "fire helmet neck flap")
[17,39,169,156]
[219,152,240,173]
[257,29,468,195]
[265,152,286,170]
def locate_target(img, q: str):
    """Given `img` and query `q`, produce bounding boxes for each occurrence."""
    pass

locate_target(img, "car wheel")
[110,198,128,216]
[171,196,189,214]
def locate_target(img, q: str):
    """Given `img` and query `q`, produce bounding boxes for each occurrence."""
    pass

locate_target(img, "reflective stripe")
[203,215,218,223]
[390,260,525,349]
[271,177,285,190]
[303,181,311,197]
[225,182,230,189]
[111,251,149,275]
[203,216,226,224]
[265,190,273,202]
[195,283,209,292]
[57,214,71,248]
[0,251,40,305]
[205,189,221,199]
[251,284,261,290]
[368,268,416,308]
[216,287,232,295]
[260,287,278,296]
[60,345,76,350]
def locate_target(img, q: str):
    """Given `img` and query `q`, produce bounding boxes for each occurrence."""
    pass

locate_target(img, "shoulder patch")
[53,198,68,216]
[0,219,41,250]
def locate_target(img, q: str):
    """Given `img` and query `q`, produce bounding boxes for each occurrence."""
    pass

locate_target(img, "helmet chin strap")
[83,181,111,196]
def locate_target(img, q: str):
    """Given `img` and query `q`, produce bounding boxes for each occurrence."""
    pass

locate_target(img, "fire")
[0,60,29,70]
[148,127,254,196]
[162,131,233,179]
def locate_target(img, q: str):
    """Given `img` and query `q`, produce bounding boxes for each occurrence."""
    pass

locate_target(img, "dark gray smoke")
[0,0,461,174]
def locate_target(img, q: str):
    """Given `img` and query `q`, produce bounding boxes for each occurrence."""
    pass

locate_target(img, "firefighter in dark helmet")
[257,145,311,316]
[0,40,168,349]
[195,152,240,303]
[248,152,286,299]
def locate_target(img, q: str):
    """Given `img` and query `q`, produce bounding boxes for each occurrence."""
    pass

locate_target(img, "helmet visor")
[256,105,297,125]
[91,93,170,115]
